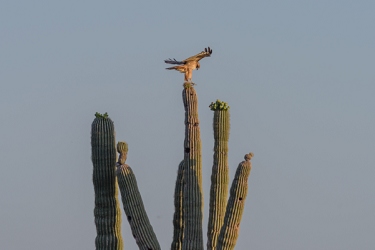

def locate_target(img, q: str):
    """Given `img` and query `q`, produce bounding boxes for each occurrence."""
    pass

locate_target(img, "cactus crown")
[117,141,129,154]
[209,99,230,111]
[95,112,109,119]
[244,152,254,161]
[117,142,129,165]
[183,82,194,89]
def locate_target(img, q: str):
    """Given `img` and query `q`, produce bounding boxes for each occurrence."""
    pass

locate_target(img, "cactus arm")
[91,115,123,250]
[171,160,185,250]
[116,142,161,250]
[182,83,204,250]
[217,153,253,250]
[207,102,230,250]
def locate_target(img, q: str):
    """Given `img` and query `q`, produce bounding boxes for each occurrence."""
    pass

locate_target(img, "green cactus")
[90,84,253,250]
[207,106,230,250]
[182,83,204,250]
[91,114,123,250]
[171,160,185,250]
[116,142,161,250]
[217,153,253,250]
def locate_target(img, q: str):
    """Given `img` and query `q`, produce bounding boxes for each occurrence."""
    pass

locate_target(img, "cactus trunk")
[217,153,253,250]
[182,84,204,250]
[207,108,230,250]
[116,142,161,250]
[171,160,185,250]
[91,117,123,250]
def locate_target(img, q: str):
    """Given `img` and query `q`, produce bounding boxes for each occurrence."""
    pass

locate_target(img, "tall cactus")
[217,153,253,250]
[182,83,204,250]
[207,100,230,250]
[91,112,123,250]
[116,142,161,250]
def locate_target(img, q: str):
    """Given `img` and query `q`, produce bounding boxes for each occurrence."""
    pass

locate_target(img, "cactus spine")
[217,153,253,250]
[91,114,123,250]
[116,142,161,250]
[171,160,185,250]
[182,83,204,250]
[207,100,230,250]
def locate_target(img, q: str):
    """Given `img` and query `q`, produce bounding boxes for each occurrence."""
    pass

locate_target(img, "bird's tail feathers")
[166,66,177,70]
[164,58,184,65]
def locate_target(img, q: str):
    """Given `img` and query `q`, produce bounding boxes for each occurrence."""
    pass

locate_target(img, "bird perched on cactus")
[165,47,213,83]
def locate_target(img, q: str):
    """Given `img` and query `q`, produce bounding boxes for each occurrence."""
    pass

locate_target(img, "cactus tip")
[209,99,230,111]
[183,82,195,89]
[117,141,128,154]
[95,112,109,119]
[244,152,254,161]
[117,142,128,165]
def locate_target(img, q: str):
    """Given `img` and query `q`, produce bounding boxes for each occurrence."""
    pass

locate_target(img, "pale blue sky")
[1,1,374,249]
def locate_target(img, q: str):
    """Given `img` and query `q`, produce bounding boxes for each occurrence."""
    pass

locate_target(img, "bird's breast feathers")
[186,61,198,69]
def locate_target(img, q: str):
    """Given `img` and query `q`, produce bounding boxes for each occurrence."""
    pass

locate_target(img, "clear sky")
[1,1,374,249]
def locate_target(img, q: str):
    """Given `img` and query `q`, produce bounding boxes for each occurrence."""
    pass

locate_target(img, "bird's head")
[196,62,200,70]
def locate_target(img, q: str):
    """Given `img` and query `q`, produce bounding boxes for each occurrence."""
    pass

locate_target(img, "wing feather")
[164,47,212,65]
[164,58,185,65]
[183,47,212,62]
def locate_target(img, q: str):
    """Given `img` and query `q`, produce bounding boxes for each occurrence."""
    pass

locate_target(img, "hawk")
[165,47,213,82]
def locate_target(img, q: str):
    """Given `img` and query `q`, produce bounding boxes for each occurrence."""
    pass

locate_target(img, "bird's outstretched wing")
[164,47,213,65]
[164,58,185,65]
[183,47,212,62]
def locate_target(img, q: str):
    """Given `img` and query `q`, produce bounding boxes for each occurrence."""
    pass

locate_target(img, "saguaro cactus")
[207,100,231,250]
[91,112,123,250]
[116,142,161,250]
[181,82,204,250]
[90,84,253,249]
[217,153,253,250]
[171,160,185,250]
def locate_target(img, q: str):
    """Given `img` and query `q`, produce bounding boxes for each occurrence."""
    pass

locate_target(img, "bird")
[164,47,213,83]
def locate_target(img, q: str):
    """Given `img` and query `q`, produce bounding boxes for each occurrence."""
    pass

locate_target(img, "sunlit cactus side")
[182,83,204,250]
[117,141,128,165]
[217,153,253,250]
[171,160,185,250]
[207,100,230,250]
[91,113,123,250]
[116,142,161,250]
